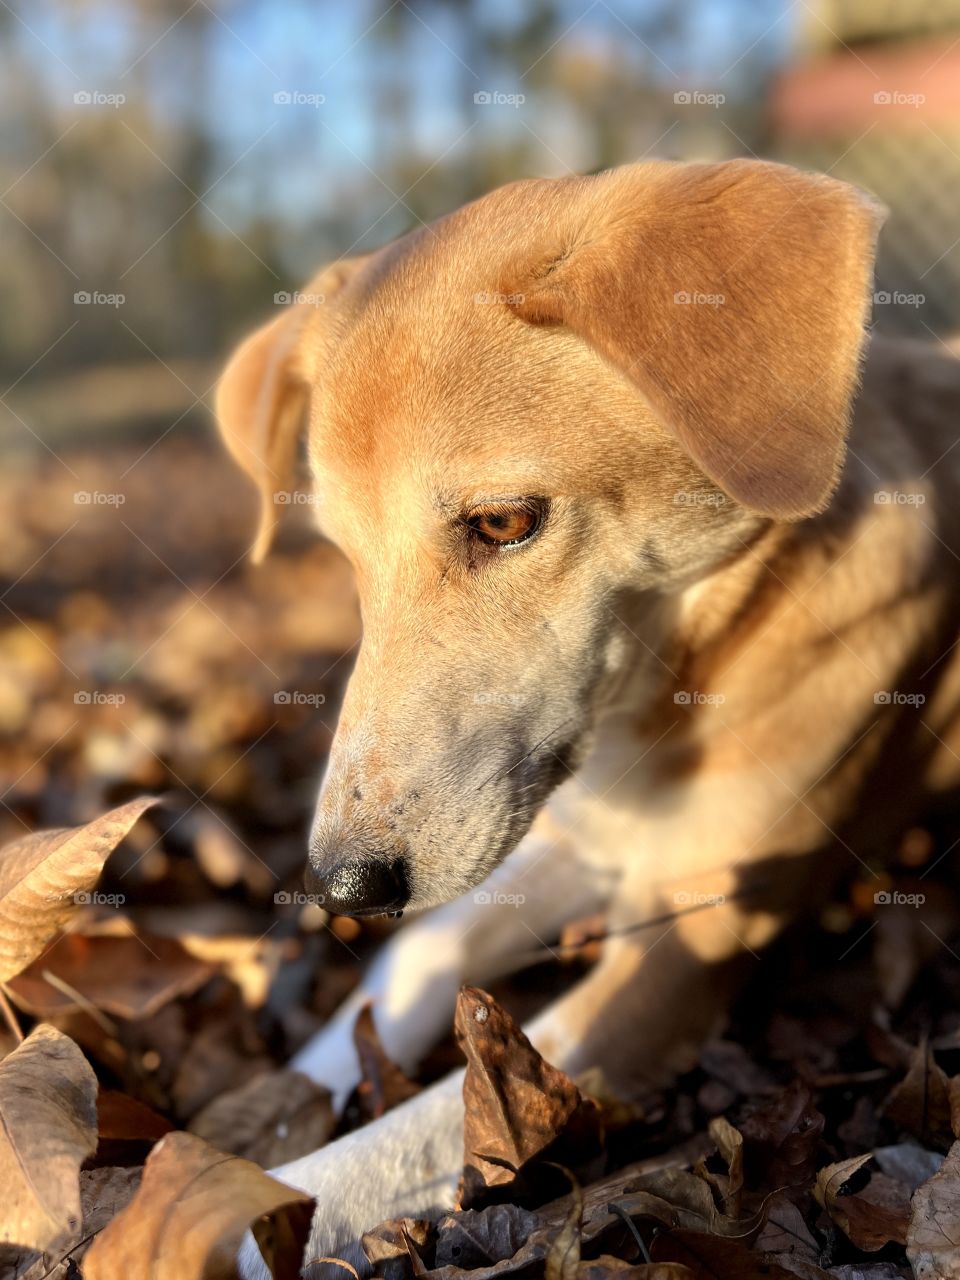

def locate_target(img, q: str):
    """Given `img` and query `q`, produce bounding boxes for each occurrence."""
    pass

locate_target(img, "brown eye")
[466,501,544,547]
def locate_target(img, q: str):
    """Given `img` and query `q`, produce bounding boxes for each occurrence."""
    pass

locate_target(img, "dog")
[216,157,960,1275]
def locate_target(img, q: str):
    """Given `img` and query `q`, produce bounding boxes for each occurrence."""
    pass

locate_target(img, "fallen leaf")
[576,1262,691,1280]
[883,1043,953,1151]
[362,1216,435,1280]
[813,1154,909,1251]
[93,1089,174,1166]
[423,1193,694,1280]
[188,1068,334,1166]
[0,1024,98,1252]
[697,1116,743,1219]
[612,1167,748,1240]
[752,1192,820,1263]
[545,1170,582,1280]
[353,1001,421,1120]
[79,1163,143,1229]
[739,1080,825,1195]
[455,987,601,1210]
[650,1229,827,1278]
[83,1130,314,1279]
[0,796,157,982]
[907,1139,960,1280]
[169,979,274,1120]
[70,1167,143,1272]
[7,924,217,1019]
[432,1206,543,1269]
[6,1166,142,1280]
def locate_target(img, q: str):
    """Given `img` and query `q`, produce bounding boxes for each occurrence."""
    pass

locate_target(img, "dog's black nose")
[306,856,409,917]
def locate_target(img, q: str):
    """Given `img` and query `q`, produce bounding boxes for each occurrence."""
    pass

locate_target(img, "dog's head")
[217,158,881,915]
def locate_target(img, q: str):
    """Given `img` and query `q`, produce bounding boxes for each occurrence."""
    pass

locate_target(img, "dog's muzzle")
[305,854,409,917]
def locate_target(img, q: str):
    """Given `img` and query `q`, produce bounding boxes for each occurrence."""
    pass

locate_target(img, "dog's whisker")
[516,879,771,963]
[475,717,575,792]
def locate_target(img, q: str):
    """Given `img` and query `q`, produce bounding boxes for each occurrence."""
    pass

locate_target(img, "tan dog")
[217,158,960,1274]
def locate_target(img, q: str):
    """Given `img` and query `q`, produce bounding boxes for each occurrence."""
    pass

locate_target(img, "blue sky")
[2,0,795,283]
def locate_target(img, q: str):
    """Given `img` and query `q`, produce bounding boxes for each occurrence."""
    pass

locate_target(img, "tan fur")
[217,158,960,1095]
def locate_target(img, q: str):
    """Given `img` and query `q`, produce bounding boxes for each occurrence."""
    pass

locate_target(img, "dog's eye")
[466,501,544,547]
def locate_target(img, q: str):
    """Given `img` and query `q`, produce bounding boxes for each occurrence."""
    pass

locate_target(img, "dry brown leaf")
[698,1116,743,1220]
[94,1089,174,1165]
[362,1216,436,1280]
[883,1042,953,1151]
[907,1139,960,1280]
[613,1166,748,1240]
[431,1205,543,1270]
[7,925,217,1019]
[168,984,275,1121]
[353,1001,421,1120]
[83,1130,314,1280]
[739,1080,825,1195]
[545,1171,582,1280]
[455,987,601,1210]
[752,1193,820,1264]
[96,1087,174,1141]
[650,1229,828,1278]
[8,1166,142,1280]
[424,1194,693,1280]
[0,1024,98,1252]
[0,796,157,982]
[813,1154,909,1251]
[575,1262,692,1280]
[188,1067,334,1166]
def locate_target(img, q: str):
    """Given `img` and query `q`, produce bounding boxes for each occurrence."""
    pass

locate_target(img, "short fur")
[216,158,960,1275]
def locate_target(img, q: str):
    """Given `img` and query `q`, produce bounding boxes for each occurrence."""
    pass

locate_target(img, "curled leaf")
[83,1130,314,1280]
[0,797,157,983]
[813,1154,908,1251]
[353,1001,420,1120]
[455,987,601,1210]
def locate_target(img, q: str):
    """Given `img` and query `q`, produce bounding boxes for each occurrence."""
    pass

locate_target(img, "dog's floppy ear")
[216,257,369,561]
[507,159,883,519]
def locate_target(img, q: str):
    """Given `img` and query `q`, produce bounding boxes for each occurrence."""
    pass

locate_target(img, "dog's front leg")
[238,902,739,1279]
[238,1068,467,1279]
[523,870,778,1094]
[291,817,618,1105]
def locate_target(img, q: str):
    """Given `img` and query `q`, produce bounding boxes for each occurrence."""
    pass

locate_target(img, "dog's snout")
[306,855,409,917]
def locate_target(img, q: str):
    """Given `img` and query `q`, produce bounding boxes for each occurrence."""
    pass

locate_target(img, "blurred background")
[5,0,960,444]
[1,0,960,1115]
